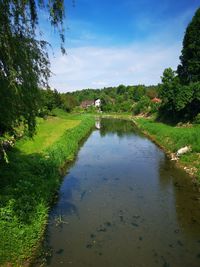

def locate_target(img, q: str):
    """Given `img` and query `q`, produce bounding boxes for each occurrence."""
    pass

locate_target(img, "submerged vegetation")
[0,110,94,265]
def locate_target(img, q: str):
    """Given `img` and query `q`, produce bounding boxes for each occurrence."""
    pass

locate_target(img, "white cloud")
[49,41,182,92]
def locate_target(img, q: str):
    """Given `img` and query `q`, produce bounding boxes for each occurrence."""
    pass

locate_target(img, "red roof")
[151,97,162,103]
[80,100,94,108]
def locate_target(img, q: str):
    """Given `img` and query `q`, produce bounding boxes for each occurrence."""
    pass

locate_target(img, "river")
[35,118,200,267]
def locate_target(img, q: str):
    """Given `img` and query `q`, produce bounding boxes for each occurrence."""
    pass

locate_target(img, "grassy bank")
[0,110,94,266]
[135,118,200,180]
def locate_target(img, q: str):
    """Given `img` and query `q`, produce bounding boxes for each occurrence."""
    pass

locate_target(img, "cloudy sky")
[39,0,199,92]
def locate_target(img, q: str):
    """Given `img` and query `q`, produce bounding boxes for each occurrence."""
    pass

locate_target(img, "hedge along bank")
[0,114,95,266]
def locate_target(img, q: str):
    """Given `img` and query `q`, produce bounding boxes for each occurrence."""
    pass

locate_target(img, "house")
[80,100,95,108]
[95,99,101,107]
[151,97,162,103]
[80,99,101,109]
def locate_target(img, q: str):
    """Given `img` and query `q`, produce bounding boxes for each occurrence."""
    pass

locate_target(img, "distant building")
[151,97,162,103]
[95,99,101,107]
[80,100,95,108]
[80,99,101,109]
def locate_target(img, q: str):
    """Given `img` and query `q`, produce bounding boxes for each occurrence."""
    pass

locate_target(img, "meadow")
[0,110,94,266]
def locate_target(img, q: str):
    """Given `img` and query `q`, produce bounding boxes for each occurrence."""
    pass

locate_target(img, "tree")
[177,8,200,84]
[159,68,200,120]
[117,84,126,95]
[0,0,65,136]
[61,94,78,112]
[39,88,62,117]
[133,85,146,101]
[132,96,151,115]
[159,68,179,119]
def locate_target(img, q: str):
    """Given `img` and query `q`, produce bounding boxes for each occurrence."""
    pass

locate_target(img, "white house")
[95,99,101,107]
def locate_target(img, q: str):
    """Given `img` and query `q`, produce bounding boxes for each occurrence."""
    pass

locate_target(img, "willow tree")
[0,0,65,136]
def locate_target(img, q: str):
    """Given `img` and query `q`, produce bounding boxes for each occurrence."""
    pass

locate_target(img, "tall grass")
[0,113,94,266]
[136,118,200,180]
[136,118,200,152]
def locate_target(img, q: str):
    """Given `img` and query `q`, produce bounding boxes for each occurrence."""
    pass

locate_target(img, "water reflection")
[35,119,200,267]
[100,118,142,137]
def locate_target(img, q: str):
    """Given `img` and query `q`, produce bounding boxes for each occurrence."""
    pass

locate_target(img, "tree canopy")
[177,8,200,84]
[0,0,65,136]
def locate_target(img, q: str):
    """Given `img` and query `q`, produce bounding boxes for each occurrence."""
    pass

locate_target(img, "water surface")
[38,119,200,267]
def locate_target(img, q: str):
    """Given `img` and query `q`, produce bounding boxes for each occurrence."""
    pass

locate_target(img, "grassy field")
[17,116,80,154]
[135,118,200,180]
[0,110,94,266]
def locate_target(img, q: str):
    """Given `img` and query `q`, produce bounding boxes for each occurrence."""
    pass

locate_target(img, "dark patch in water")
[133,215,140,219]
[177,240,183,246]
[86,243,93,249]
[119,210,124,222]
[61,201,78,217]
[161,256,170,267]
[90,233,96,238]
[55,249,64,255]
[80,190,87,201]
[97,225,107,232]
[131,223,139,227]
[105,221,112,227]
[119,215,124,222]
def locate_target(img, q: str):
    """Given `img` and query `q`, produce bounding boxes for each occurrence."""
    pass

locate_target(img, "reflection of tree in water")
[100,118,142,137]
[159,158,200,238]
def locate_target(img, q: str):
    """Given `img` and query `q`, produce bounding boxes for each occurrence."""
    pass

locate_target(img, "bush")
[132,96,151,115]
[193,113,200,124]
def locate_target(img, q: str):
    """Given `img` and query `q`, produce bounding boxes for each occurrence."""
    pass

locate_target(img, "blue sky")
[39,0,200,92]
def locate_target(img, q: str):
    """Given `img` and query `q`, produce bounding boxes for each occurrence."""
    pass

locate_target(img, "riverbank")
[0,110,94,266]
[100,113,200,182]
[134,118,200,182]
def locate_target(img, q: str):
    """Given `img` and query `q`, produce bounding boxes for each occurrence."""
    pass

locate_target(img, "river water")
[37,119,200,267]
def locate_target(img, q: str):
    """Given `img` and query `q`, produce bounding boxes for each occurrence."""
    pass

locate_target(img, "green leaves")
[178,8,200,84]
[159,8,200,121]
[0,1,65,136]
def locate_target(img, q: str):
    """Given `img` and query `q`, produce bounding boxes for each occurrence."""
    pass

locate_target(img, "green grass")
[17,117,80,154]
[135,118,200,179]
[0,111,94,266]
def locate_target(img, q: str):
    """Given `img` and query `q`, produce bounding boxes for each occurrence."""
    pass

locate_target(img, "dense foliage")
[0,0,65,136]
[159,8,200,122]
[70,84,159,113]
[177,8,200,84]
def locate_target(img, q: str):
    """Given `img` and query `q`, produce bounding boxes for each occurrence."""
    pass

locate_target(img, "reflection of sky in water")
[39,119,200,267]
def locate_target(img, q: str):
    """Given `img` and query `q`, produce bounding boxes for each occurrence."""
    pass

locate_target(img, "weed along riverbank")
[134,118,200,182]
[0,110,94,266]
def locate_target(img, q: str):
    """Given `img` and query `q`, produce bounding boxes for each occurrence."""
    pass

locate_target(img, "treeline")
[39,84,159,115]
[70,84,159,113]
